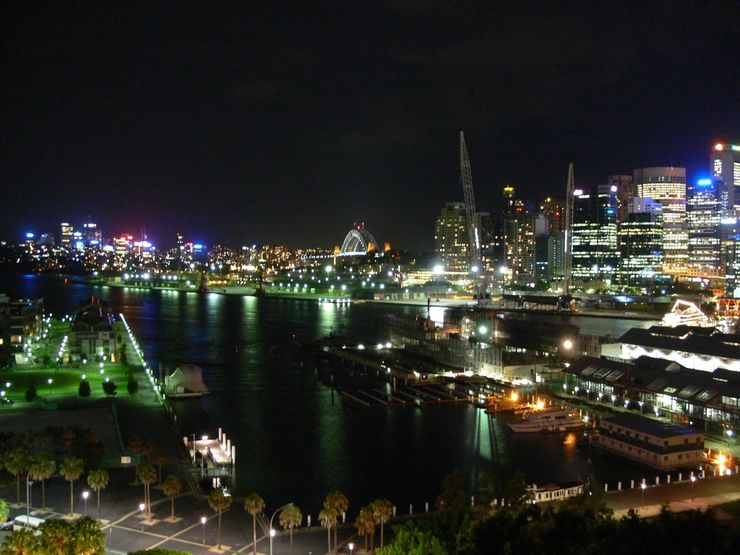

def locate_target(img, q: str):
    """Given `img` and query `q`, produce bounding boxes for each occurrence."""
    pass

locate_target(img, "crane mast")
[459,131,481,271]
[563,161,575,294]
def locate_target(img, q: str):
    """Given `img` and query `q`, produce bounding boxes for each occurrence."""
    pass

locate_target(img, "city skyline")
[2,2,738,249]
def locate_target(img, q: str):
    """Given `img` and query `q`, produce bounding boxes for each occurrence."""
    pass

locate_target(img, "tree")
[324,491,349,549]
[59,456,85,515]
[318,506,338,553]
[136,462,157,518]
[278,503,302,552]
[243,492,265,555]
[376,524,447,555]
[162,474,183,520]
[78,380,91,397]
[208,488,233,551]
[371,498,394,549]
[70,515,106,555]
[0,528,39,554]
[38,518,72,555]
[4,447,28,505]
[355,505,376,552]
[102,379,117,396]
[127,375,139,395]
[87,469,109,521]
[153,453,167,485]
[25,381,37,402]
[0,498,9,524]
[29,453,55,511]
[435,469,467,511]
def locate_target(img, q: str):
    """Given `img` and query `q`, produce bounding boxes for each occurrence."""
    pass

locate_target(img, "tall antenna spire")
[459,131,481,270]
[563,161,575,294]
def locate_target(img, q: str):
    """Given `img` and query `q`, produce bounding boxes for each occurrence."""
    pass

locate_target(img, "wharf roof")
[567,356,740,406]
[601,414,697,438]
[618,325,740,359]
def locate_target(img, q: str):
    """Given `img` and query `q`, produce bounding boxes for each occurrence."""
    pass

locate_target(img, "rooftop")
[601,413,698,438]
[618,325,740,360]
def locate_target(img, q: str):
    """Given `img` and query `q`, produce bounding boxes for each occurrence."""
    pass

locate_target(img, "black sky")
[2,1,739,250]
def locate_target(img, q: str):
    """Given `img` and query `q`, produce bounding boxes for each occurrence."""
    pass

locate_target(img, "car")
[1,519,13,531]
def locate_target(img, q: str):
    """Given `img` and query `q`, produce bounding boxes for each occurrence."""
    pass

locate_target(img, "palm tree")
[324,491,349,549]
[153,453,167,486]
[29,454,55,511]
[59,456,85,515]
[371,498,393,549]
[5,447,28,505]
[70,516,106,555]
[38,519,72,555]
[279,503,302,552]
[355,505,376,552]
[0,528,39,554]
[243,492,265,555]
[318,507,338,553]
[136,462,157,518]
[87,469,109,521]
[162,474,183,520]
[208,488,233,550]
[0,499,9,524]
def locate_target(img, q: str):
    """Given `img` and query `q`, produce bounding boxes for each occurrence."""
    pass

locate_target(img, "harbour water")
[1,274,658,511]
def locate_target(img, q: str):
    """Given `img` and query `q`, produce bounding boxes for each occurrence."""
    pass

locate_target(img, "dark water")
[1,274,651,512]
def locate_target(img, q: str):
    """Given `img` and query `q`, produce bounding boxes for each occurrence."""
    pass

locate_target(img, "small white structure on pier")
[165,364,209,397]
[185,427,236,479]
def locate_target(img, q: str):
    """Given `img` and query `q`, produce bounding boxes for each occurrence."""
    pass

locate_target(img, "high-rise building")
[504,203,536,282]
[634,167,687,275]
[572,184,618,282]
[539,197,564,234]
[609,174,634,223]
[60,222,74,247]
[82,221,102,245]
[434,202,469,272]
[721,218,740,297]
[687,177,727,276]
[711,143,740,213]
[618,198,663,285]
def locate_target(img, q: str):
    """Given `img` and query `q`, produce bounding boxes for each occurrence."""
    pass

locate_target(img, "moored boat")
[509,407,584,433]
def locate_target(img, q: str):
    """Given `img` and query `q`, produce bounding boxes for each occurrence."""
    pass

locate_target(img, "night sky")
[2,2,738,250]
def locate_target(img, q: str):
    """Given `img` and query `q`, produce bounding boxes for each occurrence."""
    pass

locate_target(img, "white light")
[270,529,276,537]
[385,342,392,348]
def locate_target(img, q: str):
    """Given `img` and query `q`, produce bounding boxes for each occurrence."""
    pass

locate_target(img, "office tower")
[539,197,564,234]
[721,218,740,297]
[60,222,74,247]
[609,174,634,223]
[711,143,740,213]
[571,184,618,283]
[504,202,536,282]
[82,221,102,245]
[687,177,727,275]
[434,202,469,272]
[633,167,687,275]
[619,198,663,285]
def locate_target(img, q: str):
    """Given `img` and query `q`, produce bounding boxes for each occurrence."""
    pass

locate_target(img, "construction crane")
[459,131,481,278]
[563,161,575,295]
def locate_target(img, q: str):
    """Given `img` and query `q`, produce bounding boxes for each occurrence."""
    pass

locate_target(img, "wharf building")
[563,354,740,431]
[634,167,687,275]
[69,297,119,362]
[592,414,704,471]
[571,184,618,283]
[618,198,664,286]
[0,295,44,364]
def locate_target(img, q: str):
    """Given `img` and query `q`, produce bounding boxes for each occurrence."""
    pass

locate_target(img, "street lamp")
[201,516,207,543]
[139,502,146,531]
[269,503,294,555]
[82,490,89,515]
[640,483,646,499]
[562,339,574,351]
[26,473,34,520]
[349,542,355,555]
[690,475,696,499]
[47,378,53,397]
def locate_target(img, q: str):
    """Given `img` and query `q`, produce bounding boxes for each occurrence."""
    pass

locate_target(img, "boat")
[508,408,584,433]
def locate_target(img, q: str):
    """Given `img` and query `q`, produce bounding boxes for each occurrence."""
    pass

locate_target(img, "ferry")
[508,408,584,433]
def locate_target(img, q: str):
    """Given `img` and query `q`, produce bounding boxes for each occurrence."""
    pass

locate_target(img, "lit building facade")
[608,174,634,223]
[434,202,469,272]
[60,222,74,248]
[711,143,740,213]
[571,184,618,282]
[687,177,727,276]
[618,198,663,285]
[634,167,687,275]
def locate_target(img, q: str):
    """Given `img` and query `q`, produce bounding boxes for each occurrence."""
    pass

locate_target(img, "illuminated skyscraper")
[609,174,634,223]
[434,202,469,272]
[710,143,740,213]
[687,177,727,275]
[633,167,687,275]
[571,184,618,282]
[618,198,663,285]
[60,222,74,247]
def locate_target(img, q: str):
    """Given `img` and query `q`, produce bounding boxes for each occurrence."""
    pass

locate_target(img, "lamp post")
[349,542,355,555]
[26,473,33,520]
[82,491,89,515]
[269,503,294,555]
[139,503,145,531]
[691,475,696,499]
[47,378,53,397]
[201,516,207,543]
[640,482,646,499]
